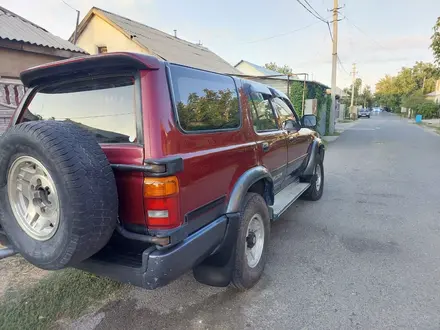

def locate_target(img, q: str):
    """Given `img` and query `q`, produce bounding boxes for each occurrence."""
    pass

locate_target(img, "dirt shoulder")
[0,257,124,330]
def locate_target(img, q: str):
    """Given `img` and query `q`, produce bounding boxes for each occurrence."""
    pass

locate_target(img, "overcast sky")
[2,0,440,90]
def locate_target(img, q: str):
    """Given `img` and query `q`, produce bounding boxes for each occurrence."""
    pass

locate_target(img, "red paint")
[14,52,316,233]
[101,144,145,226]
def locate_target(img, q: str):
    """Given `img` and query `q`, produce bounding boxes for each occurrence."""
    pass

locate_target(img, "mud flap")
[193,213,240,287]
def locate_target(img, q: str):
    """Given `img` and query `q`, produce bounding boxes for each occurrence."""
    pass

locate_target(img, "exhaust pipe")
[0,247,17,260]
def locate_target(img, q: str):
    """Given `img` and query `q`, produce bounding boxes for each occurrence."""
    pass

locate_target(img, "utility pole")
[73,9,80,44]
[62,1,80,44]
[329,0,339,134]
[350,63,356,107]
[350,63,358,119]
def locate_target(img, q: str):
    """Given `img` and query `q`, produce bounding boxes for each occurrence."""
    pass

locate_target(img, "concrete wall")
[76,15,147,55]
[0,47,61,78]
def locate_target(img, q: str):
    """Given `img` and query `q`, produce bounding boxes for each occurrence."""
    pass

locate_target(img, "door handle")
[262,142,269,152]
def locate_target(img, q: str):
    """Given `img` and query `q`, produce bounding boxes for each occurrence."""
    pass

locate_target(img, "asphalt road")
[75,113,440,330]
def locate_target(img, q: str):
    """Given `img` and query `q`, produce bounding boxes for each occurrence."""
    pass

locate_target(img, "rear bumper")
[77,215,229,289]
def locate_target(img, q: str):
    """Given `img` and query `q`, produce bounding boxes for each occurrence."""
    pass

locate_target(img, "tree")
[431,16,440,65]
[360,85,373,108]
[340,78,363,108]
[264,62,293,75]
[374,62,440,112]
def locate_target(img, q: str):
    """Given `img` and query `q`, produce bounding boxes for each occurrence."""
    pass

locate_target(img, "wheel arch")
[302,139,325,177]
[226,166,274,214]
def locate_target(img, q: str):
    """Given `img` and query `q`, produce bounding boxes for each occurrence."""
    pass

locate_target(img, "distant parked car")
[358,108,371,118]
[372,107,382,113]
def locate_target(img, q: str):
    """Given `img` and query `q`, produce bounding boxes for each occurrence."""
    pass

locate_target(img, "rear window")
[21,76,138,144]
[169,65,240,132]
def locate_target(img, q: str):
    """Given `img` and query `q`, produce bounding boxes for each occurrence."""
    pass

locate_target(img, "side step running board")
[272,181,310,220]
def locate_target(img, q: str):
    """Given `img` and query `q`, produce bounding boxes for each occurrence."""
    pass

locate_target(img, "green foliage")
[264,62,293,75]
[325,94,332,135]
[0,269,122,330]
[374,61,440,112]
[402,90,426,109]
[431,17,440,65]
[177,89,239,131]
[340,78,363,108]
[363,85,374,108]
[413,101,440,119]
[289,81,307,117]
[289,80,331,131]
[308,83,326,132]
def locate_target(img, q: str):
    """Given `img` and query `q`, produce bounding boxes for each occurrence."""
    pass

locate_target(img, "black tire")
[232,193,270,290]
[0,121,118,270]
[301,157,324,201]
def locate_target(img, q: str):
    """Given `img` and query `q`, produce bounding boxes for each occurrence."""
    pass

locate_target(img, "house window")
[97,46,108,54]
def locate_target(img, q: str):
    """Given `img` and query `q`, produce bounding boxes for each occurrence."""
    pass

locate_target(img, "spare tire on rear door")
[0,121,118,270]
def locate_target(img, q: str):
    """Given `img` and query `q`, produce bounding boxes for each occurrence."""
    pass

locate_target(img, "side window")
[271,97,298,129]
[249,92,279,131]
[170,65,240,132]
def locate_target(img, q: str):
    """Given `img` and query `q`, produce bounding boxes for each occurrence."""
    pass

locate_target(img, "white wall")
[235,62,266,76]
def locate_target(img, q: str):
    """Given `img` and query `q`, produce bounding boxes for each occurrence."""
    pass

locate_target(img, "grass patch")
[0,269,122,330]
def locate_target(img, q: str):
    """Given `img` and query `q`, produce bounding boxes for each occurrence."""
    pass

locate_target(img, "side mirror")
[282,119,297,131]
[301,114,317,129]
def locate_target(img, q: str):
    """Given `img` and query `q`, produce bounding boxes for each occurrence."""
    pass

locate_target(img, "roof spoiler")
[20,52,160,88]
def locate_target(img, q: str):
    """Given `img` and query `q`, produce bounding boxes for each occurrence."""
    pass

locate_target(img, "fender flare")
[303,139,325,176]
[226,166,274,214]
[193,166,274,287]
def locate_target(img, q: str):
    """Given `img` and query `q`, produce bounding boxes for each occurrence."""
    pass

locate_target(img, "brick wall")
[0,83,25,134]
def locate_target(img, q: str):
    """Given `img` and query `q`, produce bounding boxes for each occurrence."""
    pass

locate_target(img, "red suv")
[0,52,324,290]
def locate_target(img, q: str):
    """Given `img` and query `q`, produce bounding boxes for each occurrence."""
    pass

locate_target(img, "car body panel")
[8,52,324,289]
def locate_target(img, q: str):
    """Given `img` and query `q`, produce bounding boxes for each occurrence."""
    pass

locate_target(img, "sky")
[2,0,440,90]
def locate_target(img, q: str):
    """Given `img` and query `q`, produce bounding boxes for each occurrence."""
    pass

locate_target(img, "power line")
[327,22,333,41]
[303,0,327,21]
[337,56,350,75]
[61,0,78,11]
[238,21,320,44]
[295,0,328,23]
[344,16,387,50]
[296,0,334,44]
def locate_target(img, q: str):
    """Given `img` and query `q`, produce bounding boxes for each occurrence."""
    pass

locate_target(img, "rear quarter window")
[169,65,240,132]
[21,76,138,144]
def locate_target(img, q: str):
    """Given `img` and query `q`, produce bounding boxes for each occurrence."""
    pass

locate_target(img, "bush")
[413,100,440,119]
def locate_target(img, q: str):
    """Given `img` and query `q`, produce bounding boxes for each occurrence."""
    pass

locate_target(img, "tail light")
[143,176,181,230]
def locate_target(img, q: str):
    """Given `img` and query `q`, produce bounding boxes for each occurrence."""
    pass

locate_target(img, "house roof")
[234,60,297,80]
[74,7,240,74]
[0,6,86,54]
